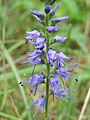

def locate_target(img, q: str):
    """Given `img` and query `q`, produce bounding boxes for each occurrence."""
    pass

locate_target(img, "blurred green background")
[0,0,90,120]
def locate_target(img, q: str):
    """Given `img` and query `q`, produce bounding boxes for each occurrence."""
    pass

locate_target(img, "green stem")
[45,14,50,120]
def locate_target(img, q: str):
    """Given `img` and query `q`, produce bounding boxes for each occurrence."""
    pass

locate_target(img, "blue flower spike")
[20,1,78,119]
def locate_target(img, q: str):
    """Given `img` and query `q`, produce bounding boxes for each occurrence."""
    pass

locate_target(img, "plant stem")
[45,14,50,120]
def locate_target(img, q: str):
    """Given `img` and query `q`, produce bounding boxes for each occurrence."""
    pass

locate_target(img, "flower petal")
[54,36,67,43]
[47,26,58,33]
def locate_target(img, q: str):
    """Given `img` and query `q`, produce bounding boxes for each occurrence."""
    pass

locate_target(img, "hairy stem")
[45,14,50,120]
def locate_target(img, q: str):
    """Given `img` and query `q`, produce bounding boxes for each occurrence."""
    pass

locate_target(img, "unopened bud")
[45,5,50,14]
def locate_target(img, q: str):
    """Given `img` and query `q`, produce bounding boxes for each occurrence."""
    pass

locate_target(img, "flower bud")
[45,5,50,14]
[47,26,58,33]
[49,4,59,18]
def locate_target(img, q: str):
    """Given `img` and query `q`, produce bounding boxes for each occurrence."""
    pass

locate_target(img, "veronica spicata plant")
[19,0,78,119]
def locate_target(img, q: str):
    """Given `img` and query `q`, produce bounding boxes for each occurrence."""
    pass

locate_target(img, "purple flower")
[55,54,64,69]
[56,53,76,75]
[27,49,42,57]
[28,57,41,65]
[72,63,78,67]
[35,37,46,49]
[26,31,46,49]
[46,49,56,67]
[33,15,42,23]
[30,97,45,118]
[45,5,50,14]
[47,26,58,33]
[56,67,69,80]
[57,52,72,61]
[55,52,72,70]
[49,75,59,91]
[25,30,40,44]
[26,73,44,86]
[54,35,67,43]
[49,75,68,100]
[21,73,45,95]
[54,88,68,99]
[30,9,44,20]
[67,67,77,74]
[27,50,42,65]
[49,4,59,18]
[53,16,68,25]
[55,52,77,81]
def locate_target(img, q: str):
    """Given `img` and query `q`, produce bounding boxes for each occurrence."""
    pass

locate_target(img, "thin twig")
[9,95,21,118]
[78,88,90,120]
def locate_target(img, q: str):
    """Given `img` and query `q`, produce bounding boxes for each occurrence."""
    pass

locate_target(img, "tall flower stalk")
[20,0,78,120]
[45,13,50,119]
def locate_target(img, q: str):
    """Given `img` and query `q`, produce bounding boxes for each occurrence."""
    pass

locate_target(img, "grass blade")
[0,112,20,120]
[3,47,31,120]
